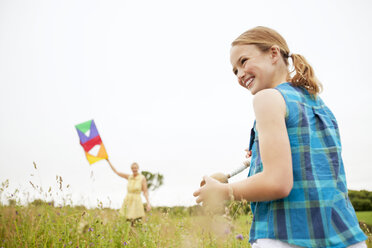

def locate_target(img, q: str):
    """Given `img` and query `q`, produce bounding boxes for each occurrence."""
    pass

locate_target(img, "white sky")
[0,0,371,208]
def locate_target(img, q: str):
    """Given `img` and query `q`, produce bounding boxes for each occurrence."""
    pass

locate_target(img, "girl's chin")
[248,84,258,94]
[250,87,262,95]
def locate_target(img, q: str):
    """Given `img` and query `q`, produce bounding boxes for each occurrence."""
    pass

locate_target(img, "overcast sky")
[0,0,371,208]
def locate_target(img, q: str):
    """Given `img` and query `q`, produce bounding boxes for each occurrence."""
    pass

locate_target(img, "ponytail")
[289,54,322,95]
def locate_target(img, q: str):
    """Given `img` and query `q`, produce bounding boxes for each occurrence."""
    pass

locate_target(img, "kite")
[75,119,108,164]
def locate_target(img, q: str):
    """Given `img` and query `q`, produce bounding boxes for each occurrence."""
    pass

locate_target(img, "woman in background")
[106,158,151,225]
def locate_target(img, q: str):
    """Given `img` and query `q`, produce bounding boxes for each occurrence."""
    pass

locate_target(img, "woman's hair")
[232,26,322,95]
[131,162,139,168]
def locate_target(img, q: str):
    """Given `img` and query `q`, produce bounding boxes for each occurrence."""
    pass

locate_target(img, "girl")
[193,26,367,248]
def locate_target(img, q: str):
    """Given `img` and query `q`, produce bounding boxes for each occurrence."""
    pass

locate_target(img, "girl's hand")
[193,176,229,206]
[146,203,151,212]
[245,148,252,158]
[199,173,228,187]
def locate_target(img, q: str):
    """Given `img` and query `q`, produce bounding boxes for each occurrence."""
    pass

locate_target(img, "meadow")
[0,202,252,248]
[0,176,371,248]
[1,202,371,248]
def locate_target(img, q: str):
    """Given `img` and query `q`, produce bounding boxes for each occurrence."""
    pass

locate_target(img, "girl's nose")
[237,70,246,83]
[237,69,245,80]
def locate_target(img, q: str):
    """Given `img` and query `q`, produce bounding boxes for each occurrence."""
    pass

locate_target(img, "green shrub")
[352,199,372,211]
[349,190,372,211]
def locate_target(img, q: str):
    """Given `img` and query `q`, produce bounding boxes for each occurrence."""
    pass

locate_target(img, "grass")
[0,174,371,247]
[356,211,372,248]
[0,203,253,248]
[356,211,372,226]
[0,169,253,247]
[1,204,371,247]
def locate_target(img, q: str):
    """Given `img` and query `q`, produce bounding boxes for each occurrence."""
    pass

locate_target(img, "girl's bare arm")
[194,89,293,203]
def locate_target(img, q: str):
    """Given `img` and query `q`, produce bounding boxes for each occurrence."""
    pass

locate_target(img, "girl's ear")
[269,45,281,64]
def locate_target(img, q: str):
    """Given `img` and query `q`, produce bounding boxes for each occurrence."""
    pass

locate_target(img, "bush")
[352,199,372,211]
[349,189,372,211]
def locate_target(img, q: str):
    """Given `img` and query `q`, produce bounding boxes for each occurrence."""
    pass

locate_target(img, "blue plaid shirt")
[248,82,367,247]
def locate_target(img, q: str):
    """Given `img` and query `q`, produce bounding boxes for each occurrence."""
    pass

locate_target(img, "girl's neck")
[271,68,290,88]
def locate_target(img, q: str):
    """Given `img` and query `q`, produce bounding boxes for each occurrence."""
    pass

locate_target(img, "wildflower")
[69,241,72,245]
[236,234,244,240]
[123,241,128,246]
[15,211,18,215]
[88,227,93,232]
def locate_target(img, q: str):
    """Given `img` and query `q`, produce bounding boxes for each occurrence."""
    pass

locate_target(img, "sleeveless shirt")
[248,82,367,247]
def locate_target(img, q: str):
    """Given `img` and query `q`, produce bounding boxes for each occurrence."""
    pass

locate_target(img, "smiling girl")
[193,26,367,248]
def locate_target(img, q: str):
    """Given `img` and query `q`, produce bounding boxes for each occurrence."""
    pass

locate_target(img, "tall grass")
[0,203,252,247]
[0,162,371,248]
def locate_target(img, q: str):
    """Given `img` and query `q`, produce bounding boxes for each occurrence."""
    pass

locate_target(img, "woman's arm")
[106,159,130,179]
[194,89,293,203]
[142,177,151,211]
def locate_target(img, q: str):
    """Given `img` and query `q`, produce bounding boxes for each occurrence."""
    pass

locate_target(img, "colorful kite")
[75,119,108,164]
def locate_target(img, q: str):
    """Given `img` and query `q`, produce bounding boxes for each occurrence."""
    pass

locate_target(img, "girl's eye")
[241,58,248,65]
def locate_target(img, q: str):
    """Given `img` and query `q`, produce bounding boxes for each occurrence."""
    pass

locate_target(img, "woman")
[106,158,151,225]
[193,26,367,247]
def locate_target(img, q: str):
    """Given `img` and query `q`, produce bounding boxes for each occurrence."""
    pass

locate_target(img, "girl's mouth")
[244,76,255,89]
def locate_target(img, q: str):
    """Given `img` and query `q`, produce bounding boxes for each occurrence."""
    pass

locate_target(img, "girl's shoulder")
[253,88,286,108]
[253,88,284,103]
[253,89,286,119]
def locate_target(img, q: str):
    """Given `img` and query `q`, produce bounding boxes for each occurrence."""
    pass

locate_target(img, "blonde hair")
[131,162,139,169]
[232,26,322,95]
